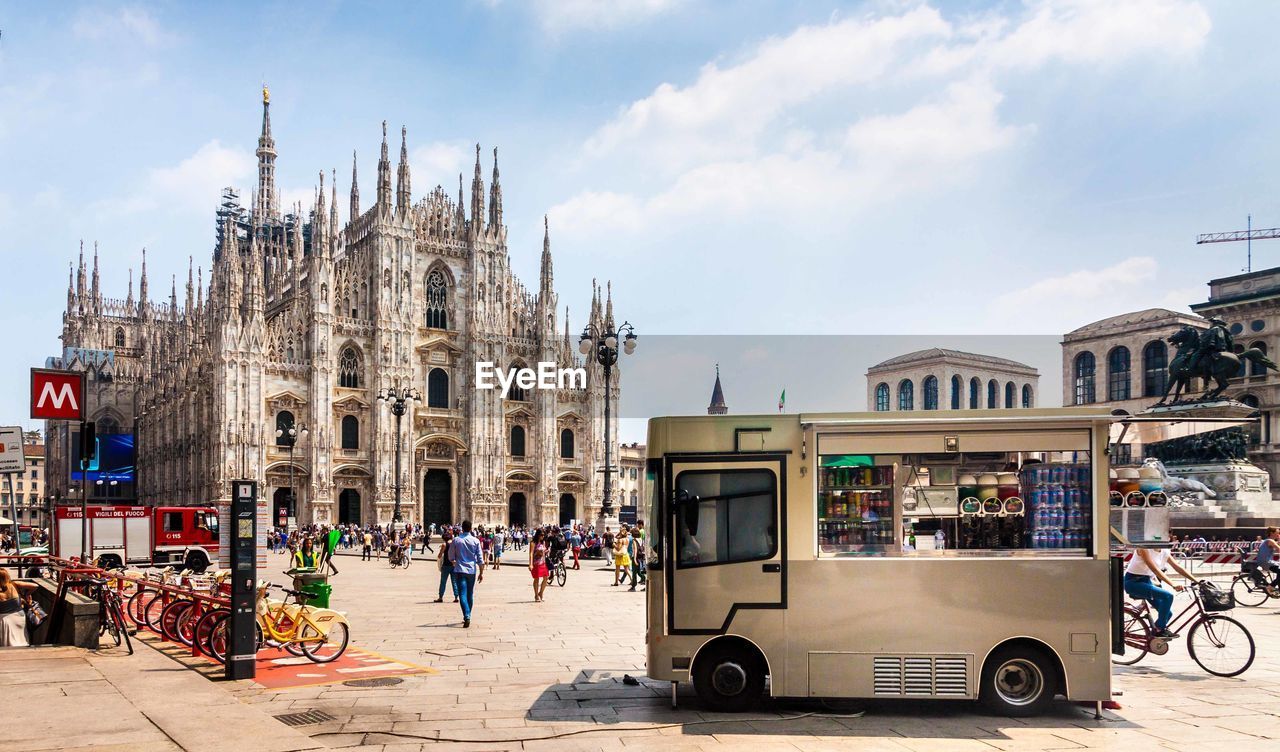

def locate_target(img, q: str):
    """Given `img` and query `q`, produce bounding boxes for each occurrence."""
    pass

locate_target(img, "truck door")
[666,455,787,634]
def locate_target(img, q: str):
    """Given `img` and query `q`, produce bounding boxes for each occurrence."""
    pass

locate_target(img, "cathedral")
[45,89,621,529]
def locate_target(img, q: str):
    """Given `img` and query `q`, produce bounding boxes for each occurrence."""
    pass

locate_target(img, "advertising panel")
[71,432,136,482]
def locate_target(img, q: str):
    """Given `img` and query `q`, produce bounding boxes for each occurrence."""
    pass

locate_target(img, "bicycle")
[546,549,568,587]
[1116,580,1254,676]
[66,577,133,654]
[1230,565,1279,608]
[388,545,412,569]
[208,584,349,664]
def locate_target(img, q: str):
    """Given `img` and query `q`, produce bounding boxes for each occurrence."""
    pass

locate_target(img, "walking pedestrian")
[434,529,459,603]
[492,527,505,571]
[570,528,582,570]
[629,520,647,591]
[447,520,484,628]
[603,527,615,566]
[612,530,631,586]
[362,529,373,561]
[530,529,549,602]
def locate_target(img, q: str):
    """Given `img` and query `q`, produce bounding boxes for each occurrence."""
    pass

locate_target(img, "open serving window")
[816,426,1094,557]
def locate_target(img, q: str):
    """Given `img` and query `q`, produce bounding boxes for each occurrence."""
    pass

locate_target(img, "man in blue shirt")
[447,520,485,628]
[1245,526,1279,594]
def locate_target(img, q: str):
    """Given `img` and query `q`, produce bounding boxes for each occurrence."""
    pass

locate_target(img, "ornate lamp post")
[274,422,307,535]
[378,386,420,530]
[579,320,637,524]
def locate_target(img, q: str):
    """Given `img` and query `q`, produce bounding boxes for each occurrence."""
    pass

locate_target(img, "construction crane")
[1196,214,1280,273]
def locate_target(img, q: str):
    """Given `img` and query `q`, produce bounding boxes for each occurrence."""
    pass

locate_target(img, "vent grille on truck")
[873,655,968,697]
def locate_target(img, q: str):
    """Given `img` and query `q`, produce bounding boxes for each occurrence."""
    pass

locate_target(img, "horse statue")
[1140,458,1217,499]
[1162,326,1278,403]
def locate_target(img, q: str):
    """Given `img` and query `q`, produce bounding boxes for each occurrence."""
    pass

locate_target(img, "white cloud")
[72,6,173,47]
[557,1,1211,239]
[410,142,470,186]
[995,257,1158,311]
[94,140,255,217]
[531,0,684,33]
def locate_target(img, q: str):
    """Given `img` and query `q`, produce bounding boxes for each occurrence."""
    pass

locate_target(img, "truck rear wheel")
[184,553,209,573]
[979,645,1058,716]
[692,641,766,712]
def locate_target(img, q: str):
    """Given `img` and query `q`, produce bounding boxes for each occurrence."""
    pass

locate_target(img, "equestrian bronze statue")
[1161,318,1279,403]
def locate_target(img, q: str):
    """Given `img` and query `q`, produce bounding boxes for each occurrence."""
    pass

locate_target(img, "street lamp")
[579,319,637,521]
[275,422,308,535]
[377,386,420,530]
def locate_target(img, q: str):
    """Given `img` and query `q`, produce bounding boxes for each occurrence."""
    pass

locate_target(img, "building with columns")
[866,349,1038,412]
[45,90,621,530]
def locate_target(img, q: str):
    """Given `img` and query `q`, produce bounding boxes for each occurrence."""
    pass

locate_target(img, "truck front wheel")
[692,641,766,712]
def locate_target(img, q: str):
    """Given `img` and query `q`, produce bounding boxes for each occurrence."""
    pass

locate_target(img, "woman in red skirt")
[529,529,550,602]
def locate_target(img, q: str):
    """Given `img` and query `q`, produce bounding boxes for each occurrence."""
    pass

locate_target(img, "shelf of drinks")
[818,517,889,523]
[822,485,893,492]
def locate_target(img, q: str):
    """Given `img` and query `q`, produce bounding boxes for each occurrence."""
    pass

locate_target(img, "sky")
[2,0,1279,442]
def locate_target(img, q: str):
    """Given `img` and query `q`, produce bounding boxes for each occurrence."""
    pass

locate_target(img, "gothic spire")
[470,144,484,235]
[66,262,75,313]
[540,215,553,292]
[169,274,178,322]
[456,173,465,227]
[76,241,87,308]
[329,168,339,239]
[377,120,392,209]
[315,170,328,250]
[350,150,360,221]
[91,241,101,310]
[396,125,411,214]
[255,85,278,221]
[139,248,149,314]
[196,267,203,313]
[185,256,194,318]
[605,280,615,329]
[126,268,134,313]
[488,147,503,229]
[707,365,728,415]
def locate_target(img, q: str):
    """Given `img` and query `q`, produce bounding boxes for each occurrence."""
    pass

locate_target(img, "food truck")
[644,408,1123,716]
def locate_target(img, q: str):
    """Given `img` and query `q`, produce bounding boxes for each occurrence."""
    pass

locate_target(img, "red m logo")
[31,369,84,420]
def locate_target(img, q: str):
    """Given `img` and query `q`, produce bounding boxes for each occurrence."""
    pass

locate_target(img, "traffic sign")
[0,426,23,474]
[31,368,85,420]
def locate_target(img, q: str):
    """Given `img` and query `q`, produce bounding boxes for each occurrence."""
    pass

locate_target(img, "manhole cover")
[343,677,405,688]
[273,709,334,727]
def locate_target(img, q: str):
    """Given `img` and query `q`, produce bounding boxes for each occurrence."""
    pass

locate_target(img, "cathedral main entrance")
[559,493,575,526]
[423,470,451,526]
[273,487,294,528]
[508,492,527,527]
[338,488,361,525]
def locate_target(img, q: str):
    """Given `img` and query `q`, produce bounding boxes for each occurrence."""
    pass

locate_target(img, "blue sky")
[2,1,1280,437]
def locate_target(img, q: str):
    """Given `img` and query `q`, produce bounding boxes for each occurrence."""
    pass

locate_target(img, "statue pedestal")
[1166,460,1275,520]
[595,512,620,537]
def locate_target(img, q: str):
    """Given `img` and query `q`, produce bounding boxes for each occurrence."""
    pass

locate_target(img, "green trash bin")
[299,582,332,608]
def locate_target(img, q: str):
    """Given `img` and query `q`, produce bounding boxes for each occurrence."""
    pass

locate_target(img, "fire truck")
[53,505,220,572]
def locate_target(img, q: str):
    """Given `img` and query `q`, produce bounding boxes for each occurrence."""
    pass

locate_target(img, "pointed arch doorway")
[508,492,527,527]
[559,493,575,526]
[338,488,361,525]
[423,469,451,526]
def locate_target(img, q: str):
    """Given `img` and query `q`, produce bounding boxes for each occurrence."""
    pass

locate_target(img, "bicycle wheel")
[1188,615,1256,677]
[100,592,123,648]
[110,598,134,655]
[143,592,168,633]
[127,588,152,626]
[160,600,192,642]
[175,603,199,647]
[300,621,349,663]
[207,614,231,663]
[401,553,412,569]
[1231,575,1270,608]
[1114,605,1152,666]
[195,608,229,655]
[555,563,566,587]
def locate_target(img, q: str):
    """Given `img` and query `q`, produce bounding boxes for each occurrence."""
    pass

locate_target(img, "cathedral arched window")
[426,269,449,329]
[1005,381,1015,408]
[341,415,359,450]
[507,365,528,402]
[114,327,125,348]
[897,379,913,411]
[338,347,361,388]
[510,425,525,458]
[874,383,889,411]
[97,415,120,434]
[275,411,295,446]
[560,428,575,459]
[922,376,938,410]
[427,368,449,409]
[951,375,962,410]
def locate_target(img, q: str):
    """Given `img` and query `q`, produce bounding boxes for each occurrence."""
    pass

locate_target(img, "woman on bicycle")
[1124,544,1196,639]
[530,530,549,603]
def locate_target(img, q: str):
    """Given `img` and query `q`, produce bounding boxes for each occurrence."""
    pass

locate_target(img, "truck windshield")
[205,514,219,534]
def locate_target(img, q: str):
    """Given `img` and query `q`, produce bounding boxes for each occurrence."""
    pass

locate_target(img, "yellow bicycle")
[208,583,350,664]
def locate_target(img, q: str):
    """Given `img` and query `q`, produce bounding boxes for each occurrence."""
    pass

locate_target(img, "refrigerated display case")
[818,458,896,554]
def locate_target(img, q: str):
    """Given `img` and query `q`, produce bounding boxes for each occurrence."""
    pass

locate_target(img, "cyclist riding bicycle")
[1124,544,1196,639]
[1243,526,1280,591]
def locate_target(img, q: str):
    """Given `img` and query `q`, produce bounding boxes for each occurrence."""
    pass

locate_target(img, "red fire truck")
[53,505,220,572]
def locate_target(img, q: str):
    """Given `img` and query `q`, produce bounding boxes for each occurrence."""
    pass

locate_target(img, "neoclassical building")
[866,349,1039,412]
[45,91,620,529]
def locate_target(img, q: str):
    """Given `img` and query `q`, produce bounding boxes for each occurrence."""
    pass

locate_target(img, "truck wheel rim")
[711,661,748,697]
[994,659,1043,706]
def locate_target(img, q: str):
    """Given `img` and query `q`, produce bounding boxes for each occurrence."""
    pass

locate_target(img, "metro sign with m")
[31,368,85,420]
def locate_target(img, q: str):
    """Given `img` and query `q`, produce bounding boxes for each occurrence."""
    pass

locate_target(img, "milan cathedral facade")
[45,90,620,529]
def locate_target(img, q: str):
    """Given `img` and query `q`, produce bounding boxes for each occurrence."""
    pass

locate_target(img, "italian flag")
[778,389,786,413]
